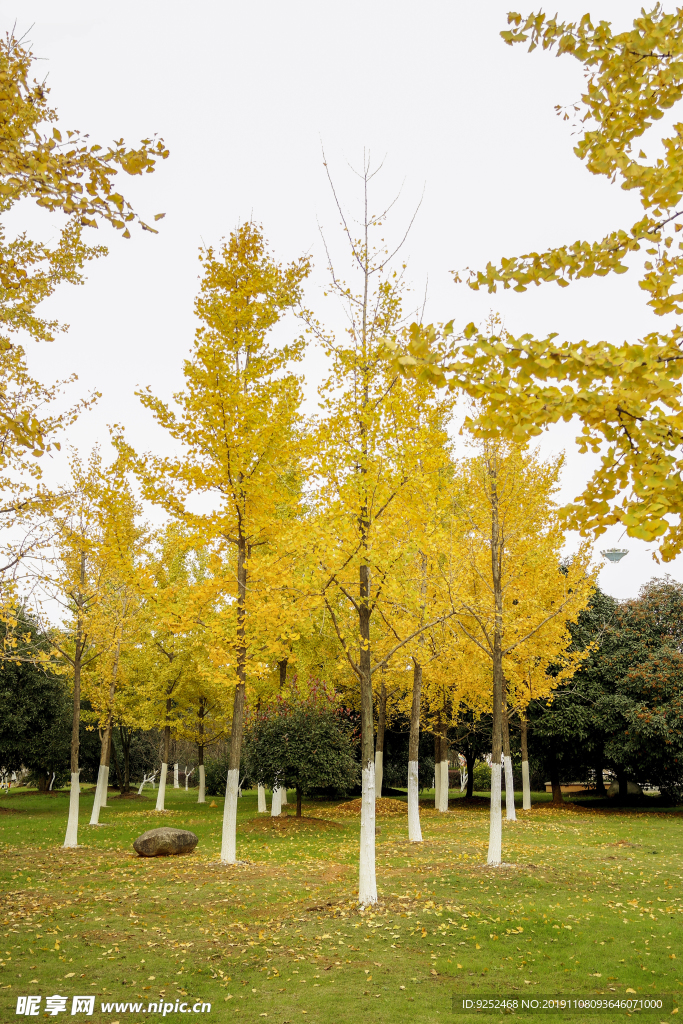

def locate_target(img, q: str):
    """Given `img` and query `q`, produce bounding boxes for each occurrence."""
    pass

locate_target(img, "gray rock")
[133,827,198,857]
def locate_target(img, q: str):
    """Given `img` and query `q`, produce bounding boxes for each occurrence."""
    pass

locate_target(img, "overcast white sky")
[3,0,680,599]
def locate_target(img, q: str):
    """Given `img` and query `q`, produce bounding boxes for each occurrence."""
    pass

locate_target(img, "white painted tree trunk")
[281,787,288,806]
[408,760,422,842]
[220,768,239,864]
[522,760,531,810]
[434,761,441,808]
[63,773,80,848]
[156,763,168,811]
[374,749,383,799]
[89,765,106,825]
[257,784,266,812]
[198,765,205,803]
[271,786,282,816]
[173,762,179,789]
[504,753,517,820]
[487,761,502,865]
[358,762,377,905]
[185,766,189,791]
[101,765,109,807]
[439,759,449,811]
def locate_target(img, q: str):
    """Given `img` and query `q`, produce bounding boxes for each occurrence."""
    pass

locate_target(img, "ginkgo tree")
[83,457,148,825]
[303,161,460,904]
[125,223,311,861]
[0,33,168,454]
[116,526,212,813]
[387,6,683,563]
[448,440,595,864]
[30,450,122,847]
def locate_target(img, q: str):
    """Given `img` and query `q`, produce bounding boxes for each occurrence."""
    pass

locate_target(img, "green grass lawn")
[1,786,681,1022]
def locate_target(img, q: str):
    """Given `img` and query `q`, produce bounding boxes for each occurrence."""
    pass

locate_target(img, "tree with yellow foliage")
[388,8,683,562]
[304,162,459,904]
[112,526,213,812]
[29,450,122,847]
[83,456,148,824]
[125,223,310,861]
[449,441,595,865]
[0,33,167,454]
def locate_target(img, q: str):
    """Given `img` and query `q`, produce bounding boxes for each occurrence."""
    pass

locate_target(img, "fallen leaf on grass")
[430,969,438,976]
[626,988,637,995]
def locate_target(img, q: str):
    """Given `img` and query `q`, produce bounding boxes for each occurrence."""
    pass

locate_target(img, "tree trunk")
[156,715,171,812]
[257,784,266,812]
[37,773,50,793]
[502,687,516,821]
[549,756,563,806]
[102,724,111,808]
[487,472,504,866]
[173,762,179,789]
[617,766,629,801]
[438,720,449,812]
[408,659,423,843]
[375,675,386,799]
[120,725,131,794]
[221,528,248,864]
[110,733,123,793]
[296,785,302,818]
[466,750,475,799]
[521,714,531,810]
[64,551,86,850]
[197,700,206,804]
[91,638,121,821]
[276,663,290,806]
[358,558,377,906]
[271,785,282,816]
[594,749,607,796]
[434,730,441,809]
[277,659,288,805]
[90,722,111,825]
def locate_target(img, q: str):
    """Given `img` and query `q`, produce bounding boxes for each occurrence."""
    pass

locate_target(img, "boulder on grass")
[133,827,198,857]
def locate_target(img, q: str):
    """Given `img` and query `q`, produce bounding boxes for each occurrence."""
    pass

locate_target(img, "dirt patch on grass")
[7,790,69,797]
[0,806,22,813]
[448,796,491,808]
[245,814,342,831]
[109,792,148,800]
[531,801,590,813]
[335,797,407,816]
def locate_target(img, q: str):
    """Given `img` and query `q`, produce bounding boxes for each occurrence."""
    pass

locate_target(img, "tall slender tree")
[305,161,457,903]
[128,224,310,862]
[451,441,594,864]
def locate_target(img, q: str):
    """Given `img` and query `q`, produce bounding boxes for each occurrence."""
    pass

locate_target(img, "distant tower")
[600,548,629,563]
